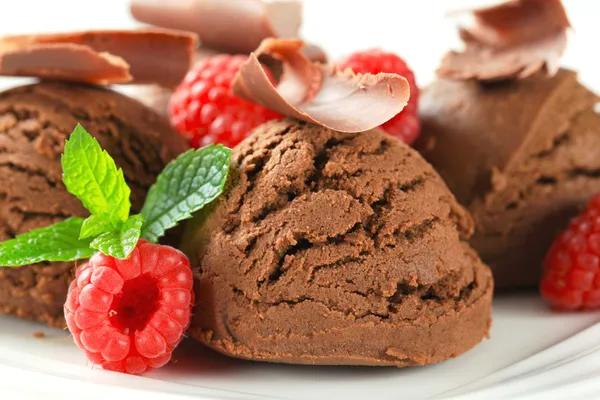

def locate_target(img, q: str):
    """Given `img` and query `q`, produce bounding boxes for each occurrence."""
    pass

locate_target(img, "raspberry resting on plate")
[65,240,193,374]
[169,54,281,149]
[541,193,600,310]
[337,49,420,145]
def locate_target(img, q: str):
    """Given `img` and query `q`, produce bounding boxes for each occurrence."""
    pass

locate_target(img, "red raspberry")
[337,49,420,145]
[169,54,281,148]
[541,194,600,310]
[64,240,193,374]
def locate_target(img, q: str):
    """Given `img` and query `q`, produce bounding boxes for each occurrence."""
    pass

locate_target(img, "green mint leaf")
[62,124,131,226]
[90,214,144,259]
[79,214,121,239]
[0,218,95,267]
[140,144,231,243]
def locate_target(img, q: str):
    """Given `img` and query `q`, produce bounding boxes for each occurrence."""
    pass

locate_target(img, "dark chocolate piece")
[438,0,570,81]
[232,38,409,133]
[0,29,198,87]
[130,0,301,54]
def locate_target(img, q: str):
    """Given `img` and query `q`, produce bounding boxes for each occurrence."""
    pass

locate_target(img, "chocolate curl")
[232,39,409,133]
[0,29,198,87]
[438,0,570,81]
[131,0,302,54]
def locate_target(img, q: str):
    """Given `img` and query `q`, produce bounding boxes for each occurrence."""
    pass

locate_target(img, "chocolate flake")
[0,29,198,87]
[0,42,130,85]
[131,0,302,54]
[232,39,409,133]
[438,0,570,81]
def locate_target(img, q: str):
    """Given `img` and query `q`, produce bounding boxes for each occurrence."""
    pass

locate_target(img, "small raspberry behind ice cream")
[541,193,600,310]
[65,240,193,374]
[337,49,420,145]
[169,54,281,149]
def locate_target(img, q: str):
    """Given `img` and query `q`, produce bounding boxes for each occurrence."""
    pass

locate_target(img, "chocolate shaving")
[0,43,130,85]
[232,39,409,133]
[131,0,302,54]
[0,29,198,87]
[438,0,570,81]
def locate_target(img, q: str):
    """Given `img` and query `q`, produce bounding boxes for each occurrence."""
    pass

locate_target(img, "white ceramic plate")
[2,295,600,399]
[1,1,600,399]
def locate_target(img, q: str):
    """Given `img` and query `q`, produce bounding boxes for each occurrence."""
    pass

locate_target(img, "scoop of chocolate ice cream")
[0,82,186,327]
[417,69,600,289]
[182,119,493,366]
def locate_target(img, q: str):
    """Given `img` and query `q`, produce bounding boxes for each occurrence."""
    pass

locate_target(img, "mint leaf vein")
[140,144,231,243]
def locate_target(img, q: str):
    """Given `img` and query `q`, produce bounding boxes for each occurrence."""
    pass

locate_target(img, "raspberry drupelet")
[64,240,193,374]
[337,49,421,145]
[169,54,281,149]
[541,193,600,310]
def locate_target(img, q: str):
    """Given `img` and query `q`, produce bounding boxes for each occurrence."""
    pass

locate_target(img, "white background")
[0,0,599,88]
[1,1,600,399]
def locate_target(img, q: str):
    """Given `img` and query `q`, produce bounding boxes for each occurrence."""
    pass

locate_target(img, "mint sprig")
[140,144,231,243]
[0,218,95,266]
[0,124,231,267]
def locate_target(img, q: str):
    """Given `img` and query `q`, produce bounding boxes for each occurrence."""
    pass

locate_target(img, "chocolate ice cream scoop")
[182,119,492,366]
[417,69,600,289]
[0,82,187,327]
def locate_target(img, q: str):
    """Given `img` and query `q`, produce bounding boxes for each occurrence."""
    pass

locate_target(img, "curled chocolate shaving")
[232,39,409,133]
[131,0,302,54]
[438,0,570,81]
[0,29,198,87]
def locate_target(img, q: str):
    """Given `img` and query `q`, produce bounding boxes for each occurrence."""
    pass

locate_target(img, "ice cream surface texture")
[183,119,493,366]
